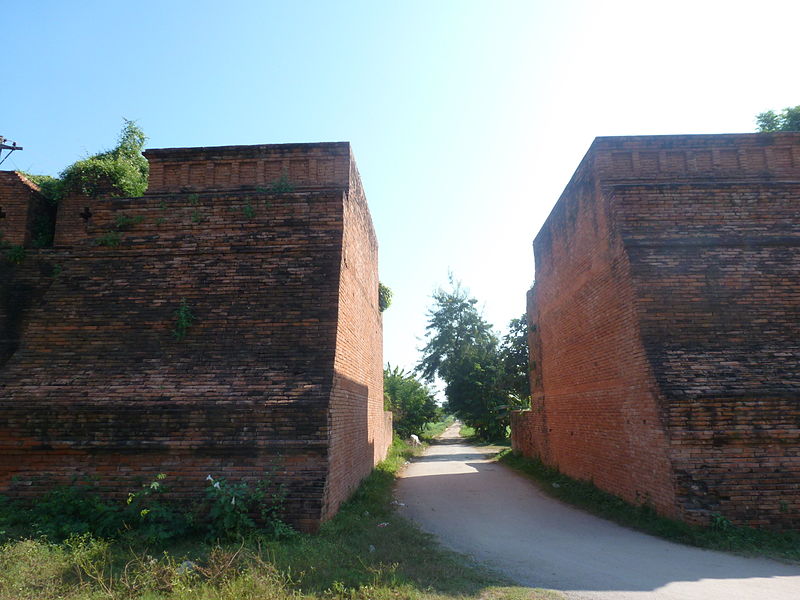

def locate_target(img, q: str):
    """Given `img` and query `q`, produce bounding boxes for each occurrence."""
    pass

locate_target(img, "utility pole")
[0,135,23,167]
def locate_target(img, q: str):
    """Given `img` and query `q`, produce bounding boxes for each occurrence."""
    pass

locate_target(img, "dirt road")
[395,424,800,600]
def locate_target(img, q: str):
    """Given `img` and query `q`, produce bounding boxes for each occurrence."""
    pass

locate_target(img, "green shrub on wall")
[25,120,148,204]
[378,282,392,312]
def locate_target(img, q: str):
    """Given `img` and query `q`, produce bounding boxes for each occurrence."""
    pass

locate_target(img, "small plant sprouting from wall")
[3,244,26,264]
[173,299,195,340]
[95,231,121,247]
[242,203,255,219]
[378,282,393,312]
[113,214,144,230]
[268,170,294,194]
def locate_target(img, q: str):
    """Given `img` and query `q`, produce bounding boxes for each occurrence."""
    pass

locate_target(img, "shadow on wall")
[325,371,391,521]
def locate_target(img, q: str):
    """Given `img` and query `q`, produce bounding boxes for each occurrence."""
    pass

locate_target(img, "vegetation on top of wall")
[23,173,62,204]
[756,105,800,132]
[24,120,148,204]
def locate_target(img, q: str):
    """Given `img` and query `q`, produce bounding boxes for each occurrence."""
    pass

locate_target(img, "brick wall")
[0,172,50,247]
[324,152,391,522]
[513,133,800,528]
[511,160,677,516]
[144,142,352,194]
[0,142,390,532]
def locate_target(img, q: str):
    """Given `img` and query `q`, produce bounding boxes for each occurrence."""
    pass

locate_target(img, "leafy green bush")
[25,120,148,205]
[204,474,290,541]
[378,282,393,312]
[60,119,148,199]
[0,472,290,546]
[23,174,63,203]
[384,365,438,438]
[757,105,800,132]
[124,473,193,544]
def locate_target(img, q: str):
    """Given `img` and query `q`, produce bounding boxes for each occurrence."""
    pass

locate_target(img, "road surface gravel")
[395,424,800,600]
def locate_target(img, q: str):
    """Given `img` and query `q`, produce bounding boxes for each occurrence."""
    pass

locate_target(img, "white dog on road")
[409,434,421,446]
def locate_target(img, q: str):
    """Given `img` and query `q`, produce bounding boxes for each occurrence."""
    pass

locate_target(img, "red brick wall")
[511,163,677,516]
[144,142,351,194]
[0,172,48,247]
[513,133,800,529]
[615,181,800,527]
[0,142,389,532]
[324,152,391,522]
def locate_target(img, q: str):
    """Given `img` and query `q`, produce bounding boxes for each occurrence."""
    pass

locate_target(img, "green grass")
[498,450,800,563]
[0,440,562,600]
[420,415,455,441]
[459,424,510,448]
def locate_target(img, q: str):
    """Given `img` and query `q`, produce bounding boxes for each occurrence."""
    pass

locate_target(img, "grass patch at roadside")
[421,415,455,441]
[498,449,800,563]
[459,424,510,448]
[0,438,562,600]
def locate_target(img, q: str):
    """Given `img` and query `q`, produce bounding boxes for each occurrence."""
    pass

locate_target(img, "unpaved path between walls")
[395,424,800,600]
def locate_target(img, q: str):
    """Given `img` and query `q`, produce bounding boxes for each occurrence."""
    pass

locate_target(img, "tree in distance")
[416,276,531,441]
[756,105,800,132]
[383,365,438,438]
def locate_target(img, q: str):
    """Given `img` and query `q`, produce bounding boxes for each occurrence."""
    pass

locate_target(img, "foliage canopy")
[383,365,438,438]
[27,119,148,203]
[378,282,393,312]
[756,105,800,132]
[416,276,530,440]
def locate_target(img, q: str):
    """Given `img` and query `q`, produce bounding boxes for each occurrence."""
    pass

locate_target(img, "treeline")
[384,277,531,442]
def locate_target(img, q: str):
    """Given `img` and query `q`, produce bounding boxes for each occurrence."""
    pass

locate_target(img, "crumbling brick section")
[0,142,391,532]
[512,133,800,529]
[0,172,51,247]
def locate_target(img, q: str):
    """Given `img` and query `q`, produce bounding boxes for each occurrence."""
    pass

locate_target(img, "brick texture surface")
[0,172,50,247]
[0,142,391,532]
[512,133,800,529]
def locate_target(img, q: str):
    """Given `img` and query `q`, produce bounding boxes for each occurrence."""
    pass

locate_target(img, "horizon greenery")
[416,275,531,441]
[383,365,439,438]
[756,105,800,132]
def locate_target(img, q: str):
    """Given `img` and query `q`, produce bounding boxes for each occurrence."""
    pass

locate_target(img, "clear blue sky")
[3,0,798,379]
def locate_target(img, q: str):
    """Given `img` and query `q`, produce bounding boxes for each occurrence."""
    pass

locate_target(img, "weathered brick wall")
[145,142,351,194]
[0,142,390,532]
[511,159,677,516]
[324,152,391,522]
[0,254,59,367]
[0,172,49,247]
[615,180,800,527]
[513,133,800,528]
